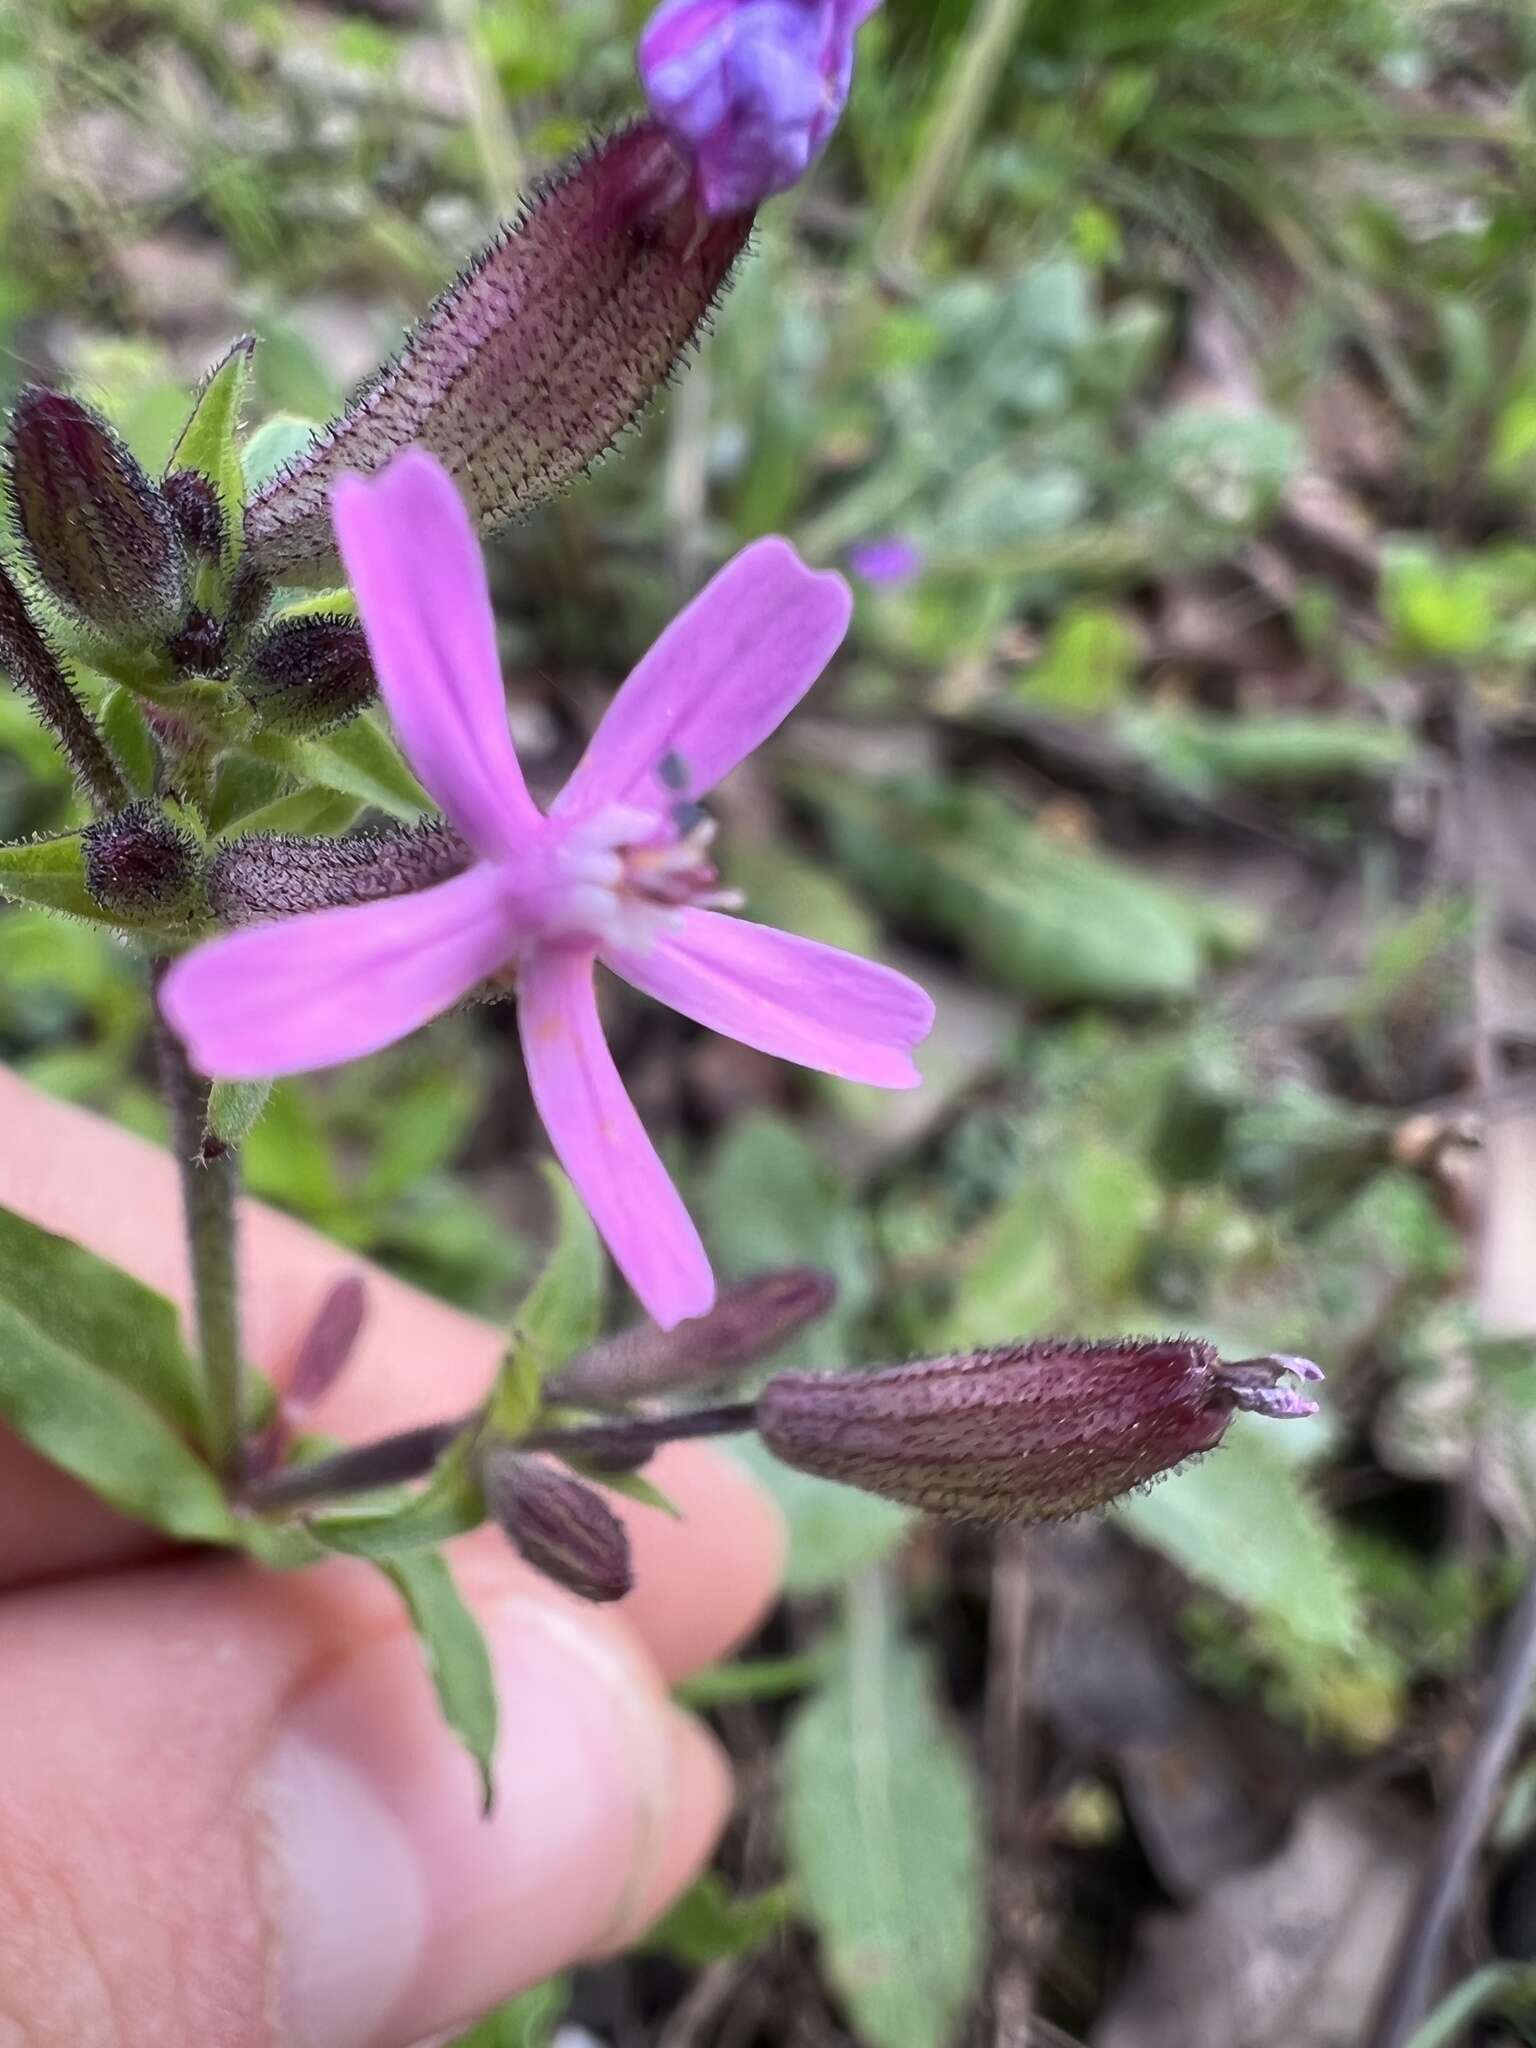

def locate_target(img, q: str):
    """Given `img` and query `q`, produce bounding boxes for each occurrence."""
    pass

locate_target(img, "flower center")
[549,802,742,950]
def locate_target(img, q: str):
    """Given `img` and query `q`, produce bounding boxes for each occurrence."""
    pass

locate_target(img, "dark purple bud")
[243,122,752,582]
[166,606,228,675]
[0,560,125,811]
[237,614,378,736]
[551,1266,837,1405]
[207,820,469,924]
[247,1275,370,1479]
[162,469,228,564]
[481,1447,634,1603]
[83,802,204,925]
[7,388,186,640]
[755,1338,1323,1525]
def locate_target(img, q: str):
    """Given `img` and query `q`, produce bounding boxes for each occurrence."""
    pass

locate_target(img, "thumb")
[0,1547,729,2048]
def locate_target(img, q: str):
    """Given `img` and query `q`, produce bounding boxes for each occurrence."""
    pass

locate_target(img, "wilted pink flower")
[639,0,882,217]
[162,451,932,1328]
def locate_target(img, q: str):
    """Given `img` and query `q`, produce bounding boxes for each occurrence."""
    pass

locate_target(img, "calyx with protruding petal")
[756,1338,1323,1523]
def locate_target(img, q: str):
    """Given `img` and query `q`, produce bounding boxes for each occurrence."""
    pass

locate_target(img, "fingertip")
[616,1443,787,1681]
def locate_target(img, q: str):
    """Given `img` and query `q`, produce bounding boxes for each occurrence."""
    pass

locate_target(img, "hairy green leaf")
[381,1550,499,1811]
[784,1589,985,2048]
[0,1204,230,1538]
[166,336,255,567]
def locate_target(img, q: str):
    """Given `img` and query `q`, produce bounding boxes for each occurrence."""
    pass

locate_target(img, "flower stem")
[242,1401,760,1513]
[153,987,244,1484]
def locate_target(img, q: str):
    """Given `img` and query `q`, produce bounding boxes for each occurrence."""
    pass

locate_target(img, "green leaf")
[642,1874,792,1966]
[272,586,359,624]
[443,1978,570,2048]
[783,1588,985,2048]
[1017,602,1139,715]
[1118,1419,1363,1655]
[1122,708,1412,793]
[380,1550,499,1811]
[207,1078,273,1147]
[221,785,364,840]
[99,686,160,797]
[251,710,426,821]
[0,833,110,922]
[0,1202,206,1436]
[166,336,255,566]
[310,1434,485,1560]
[241,412,320,492]
[0,1203,232,1539]
[507,1162,606,1389]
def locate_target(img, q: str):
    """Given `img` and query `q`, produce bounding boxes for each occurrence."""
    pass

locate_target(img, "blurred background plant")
[7,0,1536,2043]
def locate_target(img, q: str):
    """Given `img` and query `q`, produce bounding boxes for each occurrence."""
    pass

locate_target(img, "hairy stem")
[243,1401,760,1513]
[153,985,244,1483]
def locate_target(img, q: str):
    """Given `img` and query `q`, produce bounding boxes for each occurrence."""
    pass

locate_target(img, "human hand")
[0,1068,785,2048]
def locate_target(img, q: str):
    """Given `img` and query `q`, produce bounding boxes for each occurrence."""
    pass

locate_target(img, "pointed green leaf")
[166,337,255,566]
[0,832,109,922]
[0,1204,232,1539]
[208,1078,273,1147]
[0,1203,206,1436]
[99,686,160,797]
[249,711,426,822]
[783,1590,985,2048]
[381,1550,499,1811]
[219,786,364,841]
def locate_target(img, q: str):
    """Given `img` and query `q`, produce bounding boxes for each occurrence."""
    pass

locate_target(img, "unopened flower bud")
[7,388,186,641]
[162,468,228,564]
[83,802,204,925]
[207,820,469,924]
[237,614,377,735]
[243,122,751,582]
[552,1266,836,1405]
[166,606,228,675]
[756,1338,1323,1524]
[481,1447,633,1603]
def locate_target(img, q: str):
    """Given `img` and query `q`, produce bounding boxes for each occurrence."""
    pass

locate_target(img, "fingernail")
[256,1593,677,2048]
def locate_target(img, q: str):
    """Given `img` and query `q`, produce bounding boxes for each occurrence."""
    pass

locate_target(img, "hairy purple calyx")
[242,123,752,583]
[551,1265,837,1405]
[480,1447,633,1604]
[755,1337,1323,1525]
[7,388,187,641]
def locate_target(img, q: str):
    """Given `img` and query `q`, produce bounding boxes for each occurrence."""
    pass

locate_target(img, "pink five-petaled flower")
[161,450,933,1329]
[639,0,882,218]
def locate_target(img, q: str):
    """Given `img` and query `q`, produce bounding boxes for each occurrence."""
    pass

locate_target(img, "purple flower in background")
[162,451,933,1330]
[639,0,882,217]
[849,536,923,588]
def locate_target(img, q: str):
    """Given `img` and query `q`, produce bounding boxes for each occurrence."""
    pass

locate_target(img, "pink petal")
[555,537,851,814]
[161,865,514,1080]
[606,909,933,1088]
[518,946,715,1329]
[330,450,543,860]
